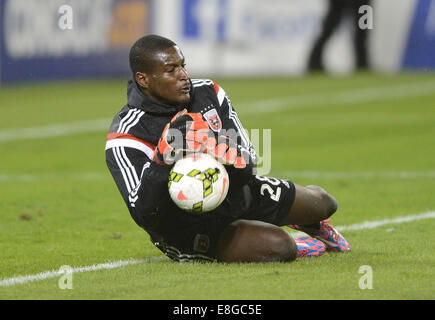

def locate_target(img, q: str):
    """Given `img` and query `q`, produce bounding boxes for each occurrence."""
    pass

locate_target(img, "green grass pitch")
[0,72,434,300]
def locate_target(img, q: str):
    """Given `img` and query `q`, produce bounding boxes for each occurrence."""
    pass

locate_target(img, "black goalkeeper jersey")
[105,77,257,233]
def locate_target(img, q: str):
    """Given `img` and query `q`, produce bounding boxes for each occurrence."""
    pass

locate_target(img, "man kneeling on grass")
[105,35,351,262]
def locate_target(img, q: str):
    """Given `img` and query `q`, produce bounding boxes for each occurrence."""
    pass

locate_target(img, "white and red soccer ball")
[168,153,229,213]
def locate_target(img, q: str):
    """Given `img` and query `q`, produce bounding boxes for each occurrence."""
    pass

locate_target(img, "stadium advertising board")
[0,0,150,84]
[402,0,435,69]
[1,0,433,84]
[164,0,338,76]
[154,0,435,76]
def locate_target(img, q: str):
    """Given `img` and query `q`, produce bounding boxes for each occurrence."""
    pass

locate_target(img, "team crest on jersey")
[203,109,222,132]
[193,234,210,253]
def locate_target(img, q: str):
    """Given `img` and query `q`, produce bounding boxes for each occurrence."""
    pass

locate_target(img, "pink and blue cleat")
[294,237,326,258]
[290,219,351,253]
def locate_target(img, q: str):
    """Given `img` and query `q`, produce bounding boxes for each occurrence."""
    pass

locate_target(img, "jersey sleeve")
[212,81,258,185]
[105,128,171,230]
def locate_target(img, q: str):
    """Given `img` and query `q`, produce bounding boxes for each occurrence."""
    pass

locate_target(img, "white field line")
[1,171,434,183]
[0,256,167,288]
[0,172,108,182]
[1,80,435,143]
[0,211,434,288]
[0,118,111,143]
[289,211,435,238]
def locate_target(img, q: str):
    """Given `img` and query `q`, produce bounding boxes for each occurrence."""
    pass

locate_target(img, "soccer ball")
[168,153,229,213]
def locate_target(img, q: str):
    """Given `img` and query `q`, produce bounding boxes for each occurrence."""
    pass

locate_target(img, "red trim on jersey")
[106,132,155,149]
[213,81,220,94]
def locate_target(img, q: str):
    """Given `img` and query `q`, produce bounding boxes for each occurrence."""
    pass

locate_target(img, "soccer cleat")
[294,237,326,258]
[289,220,351,252]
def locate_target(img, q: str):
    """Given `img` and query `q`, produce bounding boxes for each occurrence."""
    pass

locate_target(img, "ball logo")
[177,190,188,200]
[203,109,222,132]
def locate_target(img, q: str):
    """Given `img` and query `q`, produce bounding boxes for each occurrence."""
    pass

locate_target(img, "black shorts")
[149,175,296,262]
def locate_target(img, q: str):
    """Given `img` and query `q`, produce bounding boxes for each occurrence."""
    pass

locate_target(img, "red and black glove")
[153,109,210,165]
[204,134,248,169]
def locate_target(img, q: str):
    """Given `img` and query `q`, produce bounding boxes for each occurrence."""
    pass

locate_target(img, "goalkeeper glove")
[153,109,210,165]
[204,135,247,169]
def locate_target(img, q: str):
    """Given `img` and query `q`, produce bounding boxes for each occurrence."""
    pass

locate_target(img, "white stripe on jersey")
[110,108,147,207]
[128,161,151,206]
[129,193,138,206]
[124,110,144,133]
[227,97,252,150]
[118,109,144,133]
[140,162,151,179]
[191,79,213,88]
[114,147,138,193]
[120,146,140,185]
[105,138,154,159]
[112,148,132,194]
[117,108,137,133]
[112,146,141,196]
[155,242,215,262]
[191,78,213,84]
[216,86,226,106]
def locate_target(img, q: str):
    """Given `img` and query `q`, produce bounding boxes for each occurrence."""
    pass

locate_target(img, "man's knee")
[307,185,338,219]
[320,189,338,218]
[266,227,298,262]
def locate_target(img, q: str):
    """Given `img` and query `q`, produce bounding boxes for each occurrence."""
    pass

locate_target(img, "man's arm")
[105,133,171,229]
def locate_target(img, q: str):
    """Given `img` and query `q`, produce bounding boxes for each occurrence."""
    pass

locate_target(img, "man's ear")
[135,72,149,89]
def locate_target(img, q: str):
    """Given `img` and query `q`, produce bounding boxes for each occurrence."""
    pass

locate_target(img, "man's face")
[137,46,191,106]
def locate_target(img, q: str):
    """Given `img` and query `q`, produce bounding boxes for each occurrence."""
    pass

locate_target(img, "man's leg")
[307,0,347,71]
[278,184,338,226]
[215,180,342,262]
[216,219,298,263]
[278,184,350,252]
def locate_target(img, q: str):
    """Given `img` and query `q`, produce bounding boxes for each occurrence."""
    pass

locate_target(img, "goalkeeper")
[105,35,350,262]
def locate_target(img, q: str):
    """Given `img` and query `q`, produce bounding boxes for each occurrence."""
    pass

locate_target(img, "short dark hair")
[129,35,177,75]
